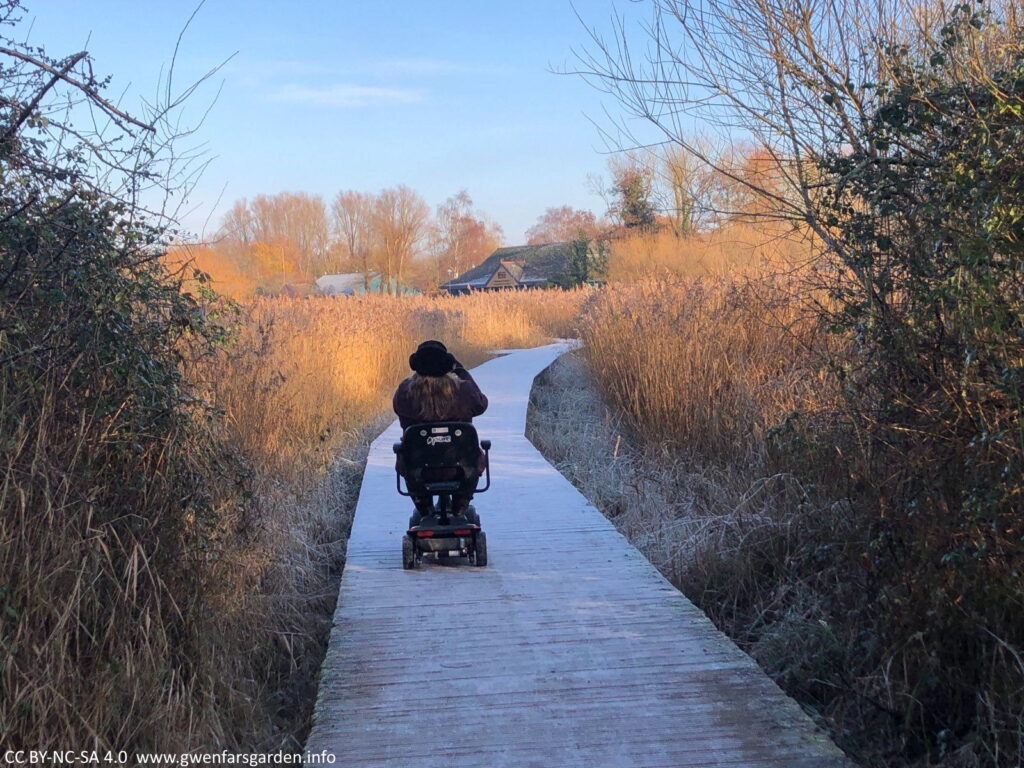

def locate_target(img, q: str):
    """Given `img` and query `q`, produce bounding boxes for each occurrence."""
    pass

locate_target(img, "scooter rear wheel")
[473,531,487,567]
[402,536,416,570]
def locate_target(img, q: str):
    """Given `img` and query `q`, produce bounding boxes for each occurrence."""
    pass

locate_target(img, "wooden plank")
[306,343,852,767]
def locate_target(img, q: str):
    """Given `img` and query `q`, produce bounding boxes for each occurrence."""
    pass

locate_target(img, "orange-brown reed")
[209,289,588,483]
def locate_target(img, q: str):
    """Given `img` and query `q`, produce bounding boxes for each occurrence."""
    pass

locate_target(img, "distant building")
[315,273,370,295]
[279,282,319,298]
[315,272,418,296]
[440,242,603,295]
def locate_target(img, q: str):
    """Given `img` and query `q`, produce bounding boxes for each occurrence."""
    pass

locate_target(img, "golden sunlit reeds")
[582,274,832,460]
[606,222,814,282]
[208,289,587,483]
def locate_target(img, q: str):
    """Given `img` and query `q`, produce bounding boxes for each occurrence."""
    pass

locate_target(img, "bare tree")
[332,190,375,290]
[568,0,1024,323]
[372,185,429,294]
[570,0,941,237]
[247,192,330,275]
[220,199,255,245]
[525,205,603,244]
[432,190,503,286]
[654,144,728,235]
[217,192,330,278]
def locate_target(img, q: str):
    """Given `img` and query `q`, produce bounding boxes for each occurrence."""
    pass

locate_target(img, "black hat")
[409,340,454,377]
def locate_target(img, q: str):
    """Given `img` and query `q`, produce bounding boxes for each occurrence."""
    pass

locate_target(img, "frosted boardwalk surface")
[306,344,851,768]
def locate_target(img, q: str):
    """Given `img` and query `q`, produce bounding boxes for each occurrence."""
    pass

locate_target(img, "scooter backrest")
[401,422,480,473]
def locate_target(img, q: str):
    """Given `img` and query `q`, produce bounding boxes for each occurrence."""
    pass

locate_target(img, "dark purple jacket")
[392,367,488,429]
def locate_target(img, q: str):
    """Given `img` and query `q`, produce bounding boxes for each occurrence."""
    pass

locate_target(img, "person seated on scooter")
[393,340,488,519]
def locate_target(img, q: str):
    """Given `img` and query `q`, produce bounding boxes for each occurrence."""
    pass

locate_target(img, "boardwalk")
[306,343,851,768]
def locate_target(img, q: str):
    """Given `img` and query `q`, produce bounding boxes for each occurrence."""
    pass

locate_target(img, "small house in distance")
[440,242,601,295]
[315,272,418,296]
[315,273,367,296]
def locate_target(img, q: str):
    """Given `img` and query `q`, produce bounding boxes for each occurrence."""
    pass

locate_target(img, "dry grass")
[580,275,836,460]
[606,222,814,282]
[209,289,587,483]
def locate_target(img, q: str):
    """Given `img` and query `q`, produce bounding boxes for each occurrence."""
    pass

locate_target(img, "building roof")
[441,242,574,290]
[280,282,318,297]
[315,273,369,295]
[315,272,419,296]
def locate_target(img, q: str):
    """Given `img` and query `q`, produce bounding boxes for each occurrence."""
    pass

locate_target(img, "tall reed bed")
[0,351,241,752]
[580,276,835,460]
[208,289,587,484]
[606,222,814,282]
[572,274,848,619]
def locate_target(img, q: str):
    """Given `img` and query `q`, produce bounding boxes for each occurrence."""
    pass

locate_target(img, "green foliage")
[820,3,1023,545]
[610,165,658,231]
[554,236,608,288]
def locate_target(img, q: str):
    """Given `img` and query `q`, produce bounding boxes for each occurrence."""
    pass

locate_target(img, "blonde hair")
[406,372,461,422]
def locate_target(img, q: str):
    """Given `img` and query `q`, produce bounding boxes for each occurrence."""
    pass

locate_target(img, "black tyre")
[466,506,480,526]
[408,511,422,529]
[473,531,487,567]
[402,536,416,570]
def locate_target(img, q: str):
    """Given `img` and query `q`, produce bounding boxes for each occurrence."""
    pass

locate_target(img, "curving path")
[305,343,851,767]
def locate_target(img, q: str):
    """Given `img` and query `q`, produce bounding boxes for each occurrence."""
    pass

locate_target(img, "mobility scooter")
[394,421,491,569]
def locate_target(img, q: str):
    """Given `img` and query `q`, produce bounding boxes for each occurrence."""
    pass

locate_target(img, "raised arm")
[453,364,488,417]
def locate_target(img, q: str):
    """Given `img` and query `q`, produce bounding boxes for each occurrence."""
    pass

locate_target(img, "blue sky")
[30,1,650,243]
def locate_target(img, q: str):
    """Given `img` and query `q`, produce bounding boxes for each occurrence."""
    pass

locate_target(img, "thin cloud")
[230,59,336,78]
[267,83,426,108]
[377,57,462,75]
[378,56,513,77]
